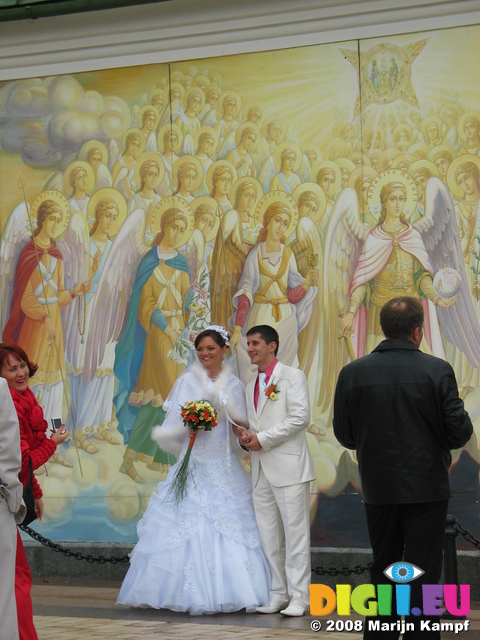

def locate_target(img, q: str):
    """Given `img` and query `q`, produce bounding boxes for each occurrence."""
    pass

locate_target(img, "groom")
[237,324,315,617]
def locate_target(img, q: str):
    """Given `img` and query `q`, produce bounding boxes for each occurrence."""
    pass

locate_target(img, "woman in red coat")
[0,343,69,640]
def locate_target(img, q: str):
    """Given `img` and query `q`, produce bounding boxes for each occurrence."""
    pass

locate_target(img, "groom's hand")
[240,432,262,451]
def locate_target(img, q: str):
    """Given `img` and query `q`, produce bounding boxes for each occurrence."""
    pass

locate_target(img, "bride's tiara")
[206,324,230,347]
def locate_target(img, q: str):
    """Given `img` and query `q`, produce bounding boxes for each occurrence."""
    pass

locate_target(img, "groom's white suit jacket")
[246,361,315,488]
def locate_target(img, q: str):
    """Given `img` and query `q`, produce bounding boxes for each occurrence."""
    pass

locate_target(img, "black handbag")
[22,458,37,527]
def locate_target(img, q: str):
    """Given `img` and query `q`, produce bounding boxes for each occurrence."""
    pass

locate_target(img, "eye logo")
[384,562,424,583]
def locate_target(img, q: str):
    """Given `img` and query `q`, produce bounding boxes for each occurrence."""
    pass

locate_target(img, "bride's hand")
[232,424,249,438]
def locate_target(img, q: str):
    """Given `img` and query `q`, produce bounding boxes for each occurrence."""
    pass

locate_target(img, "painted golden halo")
[408,159,439,180]
[150,196,194,248]
[367,168,418,221]
[172,155,204,192]
[217,90,242,118]
[254,190,298,240]
[63,161,95,197]
[311,160,342,197]
[133,152,166,189]
[273,141,302,173]
[292,182,327,225]
[137,105,160,130]
[206,160,237,194]
[447,154,480,199]
[78,139,109,166]
[183,86,206,112]
[348,165,377,189]
[230,176,263,209]
[194,126,218,154]
[86,188,128,237]
[191,196,220,243]
[31,189,71,239]
[121,127,146,156]
[234,122,261,150]
[157,123,183,154]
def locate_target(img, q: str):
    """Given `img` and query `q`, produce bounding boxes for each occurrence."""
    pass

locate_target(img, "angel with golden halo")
[110,128,145,203]
[172,155,203,204]
[62,189,128,454]
[136,105,160,153]
[83,197,194,483]
[225,122,260,177]
[207,159,237,213]
[194,126,217,196]
[79,140,113,192]
[445,155,480,398]
[64,160,96,222]
[289,183,326,378]
[129,152,165,244]
[210,177,263,330]
[1,190,91,427]
[157,123,183,199]
[318,169,480,420]
[230,191,319,374]
[174,87,205,155]
[214,91,241,156]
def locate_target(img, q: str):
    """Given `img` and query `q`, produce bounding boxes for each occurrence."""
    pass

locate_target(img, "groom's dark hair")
[246,325,279,356]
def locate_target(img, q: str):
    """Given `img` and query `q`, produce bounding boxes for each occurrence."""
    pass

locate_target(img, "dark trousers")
[363,500,448,640]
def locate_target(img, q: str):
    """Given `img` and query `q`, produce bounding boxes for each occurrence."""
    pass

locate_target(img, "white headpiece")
[206,324,230,347]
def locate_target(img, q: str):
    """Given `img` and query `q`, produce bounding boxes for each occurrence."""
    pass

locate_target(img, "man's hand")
[239,432,262,451]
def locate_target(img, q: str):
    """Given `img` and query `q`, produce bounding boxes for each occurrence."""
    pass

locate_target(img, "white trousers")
[0,499,19,640]
[252,465,311,608]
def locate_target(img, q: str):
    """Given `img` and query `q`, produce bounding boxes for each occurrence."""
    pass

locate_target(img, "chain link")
[20,525,130,564]
[453,521,480,551]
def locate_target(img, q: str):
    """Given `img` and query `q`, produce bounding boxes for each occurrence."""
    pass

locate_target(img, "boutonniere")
[265,382,280,401]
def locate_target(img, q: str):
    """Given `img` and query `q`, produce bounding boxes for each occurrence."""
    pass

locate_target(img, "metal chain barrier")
[454,521,480,551]
[312,564,372,577]
[20,525,130,564]
[20,517,480,568]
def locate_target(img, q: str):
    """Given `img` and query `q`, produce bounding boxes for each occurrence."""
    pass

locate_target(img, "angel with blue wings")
[83,197,194,483]
[318,169,480,420]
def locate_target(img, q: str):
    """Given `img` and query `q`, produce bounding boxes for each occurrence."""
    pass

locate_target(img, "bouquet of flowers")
[169,400,218,503]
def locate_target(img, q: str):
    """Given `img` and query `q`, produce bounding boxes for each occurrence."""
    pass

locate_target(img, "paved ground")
[32,578,480,640]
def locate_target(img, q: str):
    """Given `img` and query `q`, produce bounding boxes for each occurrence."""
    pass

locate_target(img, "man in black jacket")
[333,296,473,639]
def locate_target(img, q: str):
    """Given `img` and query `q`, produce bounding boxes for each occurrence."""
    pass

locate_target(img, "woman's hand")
[51,426,69,445]
[232,424,249,438]
[34,497,44,521]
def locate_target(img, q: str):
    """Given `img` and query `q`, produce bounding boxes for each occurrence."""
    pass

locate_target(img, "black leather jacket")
[333,339,473,505]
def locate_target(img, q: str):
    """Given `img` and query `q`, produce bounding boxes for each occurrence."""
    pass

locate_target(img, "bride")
[117,326,270,614]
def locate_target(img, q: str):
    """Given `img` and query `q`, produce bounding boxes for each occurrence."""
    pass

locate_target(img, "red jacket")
[9,387,56,499]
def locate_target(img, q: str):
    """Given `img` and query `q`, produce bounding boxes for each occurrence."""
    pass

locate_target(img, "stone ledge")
[23,542,480,598]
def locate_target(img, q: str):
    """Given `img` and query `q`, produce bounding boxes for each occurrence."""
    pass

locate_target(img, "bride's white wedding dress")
[117,361,270,615]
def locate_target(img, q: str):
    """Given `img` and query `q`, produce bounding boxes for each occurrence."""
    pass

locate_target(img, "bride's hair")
[194,327,230,349]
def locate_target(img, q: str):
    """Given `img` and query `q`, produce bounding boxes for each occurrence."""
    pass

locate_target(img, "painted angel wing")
[0,201,30,333]
[257,155,277,194]
[201,108,218,129]
[58,212,90,368]
[82,208,149,384]
[41,170,65,194]
[415,177,480,366]
[95,163,113,189]
[318,188,371,413]
[291,216,323,376]
[106,137,120,172]
[217,134,236,161]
